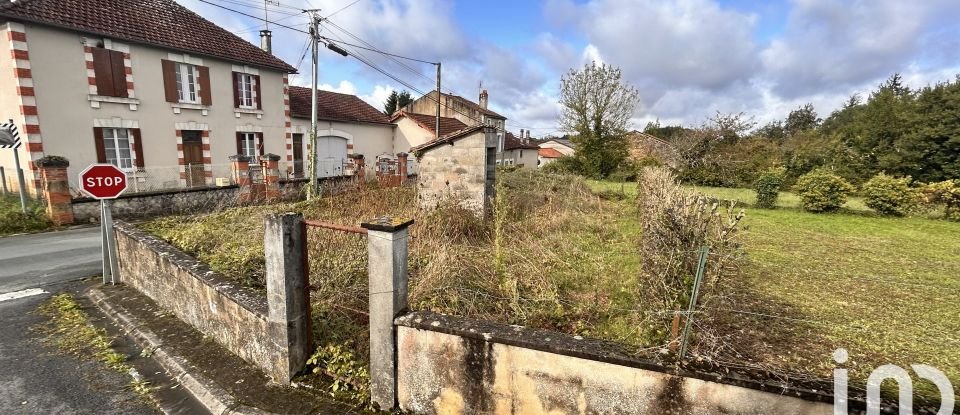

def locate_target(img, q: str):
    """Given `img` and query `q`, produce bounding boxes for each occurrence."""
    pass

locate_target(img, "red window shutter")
[256,132,264,156]
[236,132,243,155]
[232,72,241,108]
[198,66,212,105]
[254,75,262,110]
[92,48,115,97]
[93,127,107,163]
[131,128,145,168]
[161,59,178,103]
[109,50,128,98]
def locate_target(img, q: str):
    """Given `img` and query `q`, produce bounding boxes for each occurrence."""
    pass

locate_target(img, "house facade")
[402,89,506,131]
[288,87,394,178]
[0,0,296,195]
[413,125,498,215]
[498,130,539,168]
[390,111,469,174]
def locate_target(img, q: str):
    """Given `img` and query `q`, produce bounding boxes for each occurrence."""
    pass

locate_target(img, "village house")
[498,129,539,168]
[412,125,498,215]
[390,110,469,174]
[401,89,506,131]
[538,137,576,167]
[0,0,296,195]
[288,87,394,178]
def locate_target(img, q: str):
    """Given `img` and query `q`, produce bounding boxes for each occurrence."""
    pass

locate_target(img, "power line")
[196,0,310,34]
[324,0,362,18]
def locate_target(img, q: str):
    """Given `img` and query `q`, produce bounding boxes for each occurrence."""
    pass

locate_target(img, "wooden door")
[182,131,206,187]
[292,133,304,177]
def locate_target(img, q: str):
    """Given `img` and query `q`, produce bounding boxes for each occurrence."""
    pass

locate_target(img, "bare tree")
[559,62,640,178]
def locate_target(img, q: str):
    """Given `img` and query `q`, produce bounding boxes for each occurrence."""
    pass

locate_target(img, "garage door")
[316,136,348,178]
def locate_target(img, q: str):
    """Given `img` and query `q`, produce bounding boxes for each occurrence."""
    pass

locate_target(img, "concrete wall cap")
[229,155,253,162]
[361,217,414,232]
[259,153,281,162]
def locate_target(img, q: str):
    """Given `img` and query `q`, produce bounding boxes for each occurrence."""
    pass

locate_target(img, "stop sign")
[79,164,128,199]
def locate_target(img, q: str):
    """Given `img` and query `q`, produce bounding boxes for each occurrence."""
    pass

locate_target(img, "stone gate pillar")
[396,153,408,184]
[36,156,73,225]
[230,155,252,203]
[261,153,281,201]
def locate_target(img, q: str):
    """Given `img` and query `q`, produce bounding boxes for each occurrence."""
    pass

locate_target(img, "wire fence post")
[679,244,710,359]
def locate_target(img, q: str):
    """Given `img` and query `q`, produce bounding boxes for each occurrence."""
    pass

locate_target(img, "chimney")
[260,30,273,54]
[479,89,489,109]
[519,129,524,141]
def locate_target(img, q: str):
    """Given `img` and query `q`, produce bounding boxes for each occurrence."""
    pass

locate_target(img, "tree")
[383,90,412,116]
[784,103,820,136]
[559,62,640,178]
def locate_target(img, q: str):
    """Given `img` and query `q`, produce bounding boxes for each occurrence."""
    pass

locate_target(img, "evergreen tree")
[383,90,413,116]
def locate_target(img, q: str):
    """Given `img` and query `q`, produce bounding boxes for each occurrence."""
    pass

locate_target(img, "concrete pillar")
[230,155,252,203]
[264,212,312,383]
[396,153,408,184]
[36,157,73,225]
[353,155,366,190]
[361,216,414,410]
[260,153,281,201]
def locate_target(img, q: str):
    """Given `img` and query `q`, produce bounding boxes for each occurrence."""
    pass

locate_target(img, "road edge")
[87,287,276,415]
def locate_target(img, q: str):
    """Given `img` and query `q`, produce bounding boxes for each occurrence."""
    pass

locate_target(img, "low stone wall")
[72,180,306,222]
[113,221,281,379]
[395,311,834,415]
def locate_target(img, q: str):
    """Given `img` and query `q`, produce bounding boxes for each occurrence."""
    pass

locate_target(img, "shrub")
[0,194,52,236]
[793,169,855,212]
[861,173,916,216]
[752,167,785,209]
[922,179,960,221]
[539,156,581,175]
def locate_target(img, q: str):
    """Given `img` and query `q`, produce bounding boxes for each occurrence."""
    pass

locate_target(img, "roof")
[543,138,576,150]
[411,125,493,153]
[390,111,468,138]
[440,91,506,120]
[538,148,565,159]
[289,87,391,125]
[503,132,539,150]
[0,0,296,73]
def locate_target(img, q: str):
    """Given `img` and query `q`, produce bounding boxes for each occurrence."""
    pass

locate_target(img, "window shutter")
[236,132,243,155]
[232,72,241,108]
[109,50,128,98]
[92,48,115,97]
[161,59,178,103]
[256,132,264,156]
[198,66,212,105]
[131,128,145,168]
[254,75,262,110]
[93,127,107,163]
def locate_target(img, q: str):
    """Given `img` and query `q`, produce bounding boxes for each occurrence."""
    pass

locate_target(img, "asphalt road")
[0,227,102,294]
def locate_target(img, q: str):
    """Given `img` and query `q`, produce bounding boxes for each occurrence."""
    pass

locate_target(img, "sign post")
[79,164,128,284]
[0,120,27,213]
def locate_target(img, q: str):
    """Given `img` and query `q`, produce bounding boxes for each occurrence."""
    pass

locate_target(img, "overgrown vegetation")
[0,193,52,236]
[861,173,916,216]
[793,169,855,212]
[752,167,785,209]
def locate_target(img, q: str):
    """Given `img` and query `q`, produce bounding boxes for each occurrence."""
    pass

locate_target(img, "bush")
[793,169,855,212]
[861,173,916,216]
[0,194,52,236]
[922,179,960,221]
[539,156,581,175]
[752,167,785,209]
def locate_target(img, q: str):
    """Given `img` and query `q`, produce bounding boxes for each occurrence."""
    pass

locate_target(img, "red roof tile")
[538,147,564,158]
[289,86,391,125]
[0,0,296,72]
[391,111,469,138]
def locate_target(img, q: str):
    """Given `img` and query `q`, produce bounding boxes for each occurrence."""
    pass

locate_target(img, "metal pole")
[678,245,710,359]
[100,200,111,285]
[103,199,120,284]
[306,13,320,200]
[435,62,441,140]
[1,166,7,194]
[12,147,27,213]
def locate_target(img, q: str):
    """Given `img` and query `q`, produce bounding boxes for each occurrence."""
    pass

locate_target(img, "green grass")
[0,193,52,236]
[590,180,960,401]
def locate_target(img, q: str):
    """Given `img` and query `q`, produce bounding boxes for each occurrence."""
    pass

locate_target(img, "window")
[239,132,257,157]
[103,128,134,170]
[175,63,199,103]
[91,47,128,98]
[238,73,254,108]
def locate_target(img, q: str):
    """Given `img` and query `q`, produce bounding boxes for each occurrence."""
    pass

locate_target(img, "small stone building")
[413,125,498,216]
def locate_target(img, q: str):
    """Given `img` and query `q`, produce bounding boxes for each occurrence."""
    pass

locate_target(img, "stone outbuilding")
[412,125,498,216]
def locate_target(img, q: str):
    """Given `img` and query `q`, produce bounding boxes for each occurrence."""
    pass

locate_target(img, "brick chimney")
[260,29,273,54]
[479,89,489,109]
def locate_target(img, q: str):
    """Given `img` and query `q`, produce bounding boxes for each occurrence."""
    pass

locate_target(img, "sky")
[178,0,960,137]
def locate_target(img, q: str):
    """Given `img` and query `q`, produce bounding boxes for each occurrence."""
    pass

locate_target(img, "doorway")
[292,133,304,178]
[316,136,348,178]
[182,130,205,187]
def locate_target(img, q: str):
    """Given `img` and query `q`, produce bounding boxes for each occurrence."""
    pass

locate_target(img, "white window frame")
[240,132,257,157]
[238,73,255,108]
[175,62,199,104]
[102,127,134,171]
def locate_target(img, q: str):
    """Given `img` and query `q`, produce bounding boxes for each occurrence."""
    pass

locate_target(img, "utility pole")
[306,11,321,200]
[435,62,441,140]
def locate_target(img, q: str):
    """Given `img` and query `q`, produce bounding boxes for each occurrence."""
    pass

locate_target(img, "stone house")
[401,89,506,131]
[390,110,469,175]
[288,87,394,179]
[0,0,296,195]
[412,125,498,215]
[627,130,678,168]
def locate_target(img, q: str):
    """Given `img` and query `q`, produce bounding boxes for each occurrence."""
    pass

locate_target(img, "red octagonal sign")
[79,164,128,199]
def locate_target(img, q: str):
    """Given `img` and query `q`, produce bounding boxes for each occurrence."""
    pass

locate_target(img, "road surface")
[0,227,101,294]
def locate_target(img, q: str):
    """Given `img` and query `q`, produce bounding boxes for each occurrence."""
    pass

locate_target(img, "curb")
[87,287,277,415]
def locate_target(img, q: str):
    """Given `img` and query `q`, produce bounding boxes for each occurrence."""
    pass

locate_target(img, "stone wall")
[415,130,497,215]
[113,221,281,379]
[395,311,833,415]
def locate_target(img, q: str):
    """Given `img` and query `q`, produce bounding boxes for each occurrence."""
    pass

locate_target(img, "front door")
[292,133,304,178]
[182,131,205,187]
